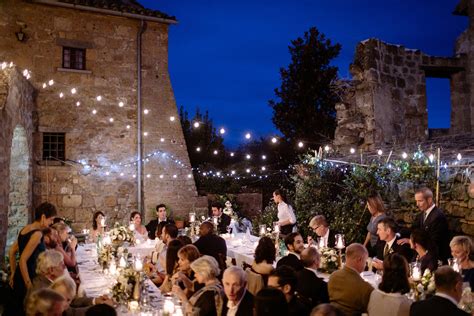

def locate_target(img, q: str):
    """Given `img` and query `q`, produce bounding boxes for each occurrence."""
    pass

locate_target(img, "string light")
[59,92,64,98]
[350,148,355,154]
[193,122,200,128]
[109,118,114,123]
[160,138,165,142]
[271,137,278,144]
[71,88,77,94]
[96,96,102,101]
[262,155,267,160]
[48,79,54,86]
[261,166,266,171]
[120,172,124,176]
[196,147,201,152]
[173,174,177,178]
[42,83,47,88]
[169,116,175,121]
[324,145,330,152]
[457,153,462,161]
[402,152,408,159]
[246,154,251,160]
[159,175,164,179]
[246,168,251,173]
[76,101,80,107]
[213,150,218,155]
[126,125,131,129]
[230,152,235,157]
[92,109,97,115]
[231,170,236,175]
[219,128,226,134]
[1,62,6,70]
[143,109,149,115]
[245,133,251,139]
[187,174,192,178]
[377,149,383,156]
[143,132,148,136]
[298,141,304,148]
[428,154,434,163]
[119,101,124,107]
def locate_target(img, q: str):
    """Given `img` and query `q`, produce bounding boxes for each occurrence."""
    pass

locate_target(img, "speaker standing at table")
[273,190,297,236]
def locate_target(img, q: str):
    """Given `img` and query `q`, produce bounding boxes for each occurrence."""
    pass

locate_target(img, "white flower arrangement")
[111,266,139,303]
[109,222,135,245]
[319,247,339,273]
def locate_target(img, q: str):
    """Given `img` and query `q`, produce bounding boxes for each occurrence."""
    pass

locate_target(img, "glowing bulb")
[350,148,355,154]
[169,116,175,121]
[160,138,165,142]
[246,154,251,159]
[298,141,304,148]
[213,150,218,155]
[196,147,201,152]
[194,122,200,128]
[22,69,29,77]
[324,145,330,152]
[219,128,226,134]
[245,133,251,139]
[144,109,149,114]
[231,170,236,175]
[402,152,408,159]
[173,174,177,178]
[261,166,266,171]
[262,155,266,160]
[143,132,148,136]
[230,152,235,157]
[48,79,54,86]
[457,153,462,161]
[216,172,221,176]
[109,117,114,122]
[126,125,131,129]
[42,83,47,88]
[9,62,13,68]
[59,92,64,98]
[271,137,278,144]
[132,174,136,178]
[429,154,434,162]
[120,172,124,176]
[105,171,110,176]
[1,62,6,70]
[246,168,251,173]
[146,174,151,178]
[187,174,192,178]
[96,96,102,101]
[377,149,383,156]
[118,101,124,107]
[159,174,164,179]
[71,88,77,94]
[76,101,80,106]
[92,109,97,115]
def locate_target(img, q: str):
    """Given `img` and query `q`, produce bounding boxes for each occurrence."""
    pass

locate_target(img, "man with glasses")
[308,215,337,248]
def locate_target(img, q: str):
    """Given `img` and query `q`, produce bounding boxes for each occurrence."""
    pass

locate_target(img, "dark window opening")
[426,78,451,129]
[62,47,86,70]
[43,133,65,161]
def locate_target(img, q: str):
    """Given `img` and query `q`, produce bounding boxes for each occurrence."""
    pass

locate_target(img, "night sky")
[139,0,467,147]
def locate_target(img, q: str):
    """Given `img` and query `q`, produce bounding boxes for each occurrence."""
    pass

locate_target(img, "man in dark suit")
[268,266,310,316]
[145,204,174,239]
[211,202,231,234]
[373,217,413,270]
[194,221,227,271]
[221,266,254,316]
[398,187,450,263]
[297,247,329,308]
[308,215,337,248]
[410,266,469,316]
[277,232,304,271]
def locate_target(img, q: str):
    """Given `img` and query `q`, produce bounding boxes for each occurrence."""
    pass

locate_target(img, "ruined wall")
[0,1,206,232]
[0,68,36,255]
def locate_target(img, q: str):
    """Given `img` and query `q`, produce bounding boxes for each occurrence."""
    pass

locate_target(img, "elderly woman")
[450,235,474,288]
[363,193,387,256]
[91,211,105,243]
[25,288,66,316]
[130,211,148,243]
[171,245,201,297]
[172,255,224,316]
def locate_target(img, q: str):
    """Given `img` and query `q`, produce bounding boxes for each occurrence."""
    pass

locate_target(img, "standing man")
[221,266,254,316]
[308,215,337,248]
[211,202,231,234]
[146,204,174,239]
[399,187,450,263]
[276,232,304,271]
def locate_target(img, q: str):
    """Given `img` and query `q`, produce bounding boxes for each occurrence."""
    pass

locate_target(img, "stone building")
[334,0,473,150]
[0,0,207,255]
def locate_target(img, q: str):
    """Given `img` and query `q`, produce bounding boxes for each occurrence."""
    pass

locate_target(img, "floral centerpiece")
[109,222,135,246]
[319,247,339,273]
[412,269,435,300]
[111,266,141,304]
[98,245,129,269]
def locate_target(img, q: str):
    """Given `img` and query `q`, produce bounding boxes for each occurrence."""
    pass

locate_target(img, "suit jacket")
[412,206,450,262]
[375,236,413,262]
[296,268,329,307]
[328,266,374,316]
[410,295,469,316]
[217,213,231,234]
[276,253,304,271]
[221,290,254,316]
[194,233,228,270]
[145,219,175,239]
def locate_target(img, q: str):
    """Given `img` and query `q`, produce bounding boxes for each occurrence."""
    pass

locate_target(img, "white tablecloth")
[223,233,260,267]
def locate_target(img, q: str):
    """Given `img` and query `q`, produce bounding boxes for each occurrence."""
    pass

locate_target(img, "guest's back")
[193,233,227,270]
[367,289,411,316]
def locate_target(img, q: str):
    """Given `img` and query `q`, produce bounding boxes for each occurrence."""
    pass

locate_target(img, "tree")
[269,27,341,148]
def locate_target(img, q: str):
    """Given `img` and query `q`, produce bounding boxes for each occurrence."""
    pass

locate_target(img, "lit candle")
[103,235,111,245]
[259,224,266,236]
[213,216,219,225]
[163,299,175,314]
[453,260,460,273]
[189,212,196,223]
[119,256,127,268]
[100,218,106,227]
[134,257,143,272]
[129,222,135,231]
[109,260,117,275]
[412,265,421,281]
[273,222,280,234]
[335,234,345,249]
[129,300,139,312]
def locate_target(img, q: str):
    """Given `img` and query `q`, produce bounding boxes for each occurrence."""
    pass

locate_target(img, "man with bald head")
[328,243,373,315]
[194,221,227,271]
[297,247,329,308]
[221,266,254,316]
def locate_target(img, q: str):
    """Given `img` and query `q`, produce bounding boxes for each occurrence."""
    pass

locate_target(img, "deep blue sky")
[140,0,467,147]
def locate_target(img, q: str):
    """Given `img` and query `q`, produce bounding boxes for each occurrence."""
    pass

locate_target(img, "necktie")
[383,244,389,257]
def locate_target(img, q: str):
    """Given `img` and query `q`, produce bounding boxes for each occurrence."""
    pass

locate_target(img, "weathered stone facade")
[0,0,207,253]
[334,1,472,150]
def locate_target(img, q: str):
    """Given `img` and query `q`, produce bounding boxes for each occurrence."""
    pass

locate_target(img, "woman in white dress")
[273,189,297,235]
[130,211,148,243]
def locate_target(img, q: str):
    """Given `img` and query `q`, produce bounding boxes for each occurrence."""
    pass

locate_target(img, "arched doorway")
[6,125,31,250]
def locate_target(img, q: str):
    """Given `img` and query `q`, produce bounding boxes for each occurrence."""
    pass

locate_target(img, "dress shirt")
[226,289,247,316]
[321,229,330,248]
[424,204,436,221]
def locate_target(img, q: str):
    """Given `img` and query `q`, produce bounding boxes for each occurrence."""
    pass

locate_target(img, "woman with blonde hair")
[450,235,474,288]
[25,288,66,316]
[363,192,387,256]
[172,255,224,316]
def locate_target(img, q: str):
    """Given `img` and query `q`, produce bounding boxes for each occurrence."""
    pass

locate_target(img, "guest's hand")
[95,295,114,306]
[172,285,186,301]
[307,236,314,245]
[397,238,410,245]
[70,236,78,250]
[372,258,383,270]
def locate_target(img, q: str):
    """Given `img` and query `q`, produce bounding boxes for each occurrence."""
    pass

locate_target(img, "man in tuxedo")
[399,187,450,263]
[221,266,254,316]
[277,232,304,271]
[410,266,469,316]
[145,204,174,239]
[297,247,329,308]
[328,243,374,315]
[211,202,231,234]
[372,217,413,270]
[194,221,227,271]
[308,215,336,248]
[268,266,310,316]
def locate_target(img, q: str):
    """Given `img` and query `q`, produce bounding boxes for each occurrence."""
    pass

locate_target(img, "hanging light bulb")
[261,166,266,171]
[377,149,383,156]
[298,141,304,148]
[71,88,77,94]
[143,109,149,114]
[230,152,235,157]
[350,148,356,154]
[126,125,131,129]
[48,79,54,86]
[42,83,47,88]
[143,132,148,136]
[457,153,462,161]
[219,128,226,134]
[196,147,201,152]
[76,101,80,107]
[213,150,218,155]
[118,101,124,107]
[324,145,330,152]
[271,137,278,144]
[246,154,251,160]
[92,109,97,115]
[96,96,102,101]
[231,170,236,175]
[169,116,175,121]
[402,152,408,159]
[109,118,114,123]
[193,122,200,128]
[159,174,164,179]
[59,92,64,98]
[160,138,165,142]
[246,168,251,173]
[245,133,251,139]
[428,154,434,162]
[262,155,267,160]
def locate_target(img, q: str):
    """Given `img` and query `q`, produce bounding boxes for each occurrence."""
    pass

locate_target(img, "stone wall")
[0,68,36,256]
[0,1,206,234]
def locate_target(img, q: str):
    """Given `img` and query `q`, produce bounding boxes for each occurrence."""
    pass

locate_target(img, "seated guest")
[52,222,78,271]
[211,202,231,234]
[130,211,148,243]
[372,218,413,270]
[160,239,184,293]
[368,254,412,316]
[172,255,225,316]
[221,266,254,316]
[247,236,276,295]
[308,215,337,248]
[50,274,78,313]
[178,235,193,246]
[276,232,304,271]
[328,243,374,315]
[363,192,387,256]
[90,211,105,243]
[410,266,469,316]
[25,288,66,316]
[146,223,178,286]
[254,287,289,316]
[146,204,174,239]
[297,247,329,308]
[194,222,227,271]
[410,229,438,274]
[85,304,117,316]
[450,235,474,288]
[268,266,309,316]
[154,221,168,253]
[310,304,344,316]
[28,249,66,298]
[172,245,201,297]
